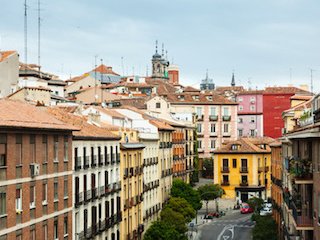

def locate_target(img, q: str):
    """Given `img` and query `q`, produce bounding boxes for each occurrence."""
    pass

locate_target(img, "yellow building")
[213,137,275,202]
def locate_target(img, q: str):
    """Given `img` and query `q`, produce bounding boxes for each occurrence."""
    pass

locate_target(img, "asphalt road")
[197,212,254,240]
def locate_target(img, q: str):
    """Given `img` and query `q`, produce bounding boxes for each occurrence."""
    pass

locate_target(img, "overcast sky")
[1,0,320,92]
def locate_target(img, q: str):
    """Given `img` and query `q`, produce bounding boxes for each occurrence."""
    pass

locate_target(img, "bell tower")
[151,41,169,79]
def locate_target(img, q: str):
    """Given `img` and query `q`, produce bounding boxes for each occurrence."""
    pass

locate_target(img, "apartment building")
[270,141,283,239]
[0,51,19,97]
[281,94,320,240]
[47,108,122,240]
[213,137,274,202]
[0,99,76,240]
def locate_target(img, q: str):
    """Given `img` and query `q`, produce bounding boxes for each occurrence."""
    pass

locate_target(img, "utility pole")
[94,55,98,104]
[24,0,28,68]
[37,0,41,73]
[310,69,314,95]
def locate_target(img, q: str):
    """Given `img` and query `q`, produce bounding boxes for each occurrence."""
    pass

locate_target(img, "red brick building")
[263,87,310,138]
[0,100,76,240]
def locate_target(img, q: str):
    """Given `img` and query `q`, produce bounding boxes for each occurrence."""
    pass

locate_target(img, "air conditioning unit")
[30,163,40,177]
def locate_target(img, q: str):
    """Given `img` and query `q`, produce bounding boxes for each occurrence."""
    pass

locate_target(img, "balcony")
[84,156,90,169]
[239,167,248,173]
[75,156,82,170]
[116,153,120,163]
[221,166,229,173]
[290,158,313,184]
[258,166,269,173]
[222,115,231,121]
[239,181,248,186]
[209,115,218,121]
[221,181,230,186]
[291,200,314,230]
[222,132,231,137]
[197,115,204,121]
[91,155,97,167]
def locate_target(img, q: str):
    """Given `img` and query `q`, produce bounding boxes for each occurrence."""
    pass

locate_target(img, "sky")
[1,0,320,92]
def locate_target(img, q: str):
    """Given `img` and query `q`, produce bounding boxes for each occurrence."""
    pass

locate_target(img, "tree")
[252,215,277,240]
[171,179,202,210]
[247,197,264,212]
[202,158,213,178]
[198,184,224,214]
[144,221,185,240]
[164,197,196,222]
[160,207,188,234]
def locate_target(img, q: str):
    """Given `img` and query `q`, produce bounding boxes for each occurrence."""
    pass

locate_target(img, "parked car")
[260,207,272,216]
[240,203,254,214]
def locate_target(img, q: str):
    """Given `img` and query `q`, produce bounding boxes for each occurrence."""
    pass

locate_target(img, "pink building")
[236,90,264,137]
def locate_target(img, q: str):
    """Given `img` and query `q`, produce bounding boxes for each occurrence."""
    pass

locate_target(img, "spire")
[206,69,209,80]
[155,40,158,54]
[162,43,164,57]
[166,50,168,60]
[231,72,235,86]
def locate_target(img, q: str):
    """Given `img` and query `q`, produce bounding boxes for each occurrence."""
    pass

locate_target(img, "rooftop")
[0,51,16,62]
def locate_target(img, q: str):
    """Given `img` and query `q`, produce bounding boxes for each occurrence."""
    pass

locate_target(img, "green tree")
[171,179,202,210]
[252,215,277,240]
[165,197,196,222]
[160,207,188,234]
[202,158,213,178]
[198,184,224,214]
[247,197,264,212]
[144,221,185,240]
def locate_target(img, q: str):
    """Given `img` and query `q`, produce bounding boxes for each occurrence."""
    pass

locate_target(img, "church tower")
[151,41,169,79]
[231,72,236,86]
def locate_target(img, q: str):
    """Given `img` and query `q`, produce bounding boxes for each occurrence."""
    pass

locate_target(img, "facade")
[151,43,169,80]
[263,87,310,138]
[48,108,122,240]
[213,137,274,202]
[236,90,264,137]
[0,99,75,240]
[65,74,99,95]
[270,141,283,239]
[0,51,19,97]
[7,86,51,105]
[281,94,320,240]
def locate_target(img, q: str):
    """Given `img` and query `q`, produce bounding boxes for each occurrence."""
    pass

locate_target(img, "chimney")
[168,64,179,85]
[88,110,101,125]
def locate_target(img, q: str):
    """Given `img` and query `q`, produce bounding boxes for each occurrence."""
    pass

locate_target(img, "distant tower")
[231,72,236,87]
[168,64,179,85]
[151,41,169,79]
[200,70,215,90]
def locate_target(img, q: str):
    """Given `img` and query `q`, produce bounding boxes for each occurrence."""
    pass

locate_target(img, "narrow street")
[196,212,254,240]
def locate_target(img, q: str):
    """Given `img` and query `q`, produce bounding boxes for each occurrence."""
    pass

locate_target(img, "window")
[64,178,68,198]
[223,175,229,183]
[198,140,202,149]
[42,135,48,163]
[196,107,202,116]
[241,175,248,183]
[239,105,243,111]
[250,96,256,102]
[233,159,237,168]
[54,220,58,240]
[250,105,255,111]
[53,136,58,162]
[210,107,216,116]
[231,144,238,150]
[238,118,243,123]
[0,134,7,168]
[64,216,68,236]
[30,185,35,208]
[64,136,68,161]
[210,123,216,133]
[30,229,35,240]
[250,129,255,137]
[43,224,48,240]
[238,97,243,102]
[16,188,22,211]
[211,140,215,149]
[223,107,229,116]
[223,159,229,168]
[42,182,47,204]
[16,134,22,166]
[30,135,36,163]
[0,189,6,215]
[54,179,58,201]
[156,102,161,108]
[250,117,255,123]
[197,123,202,133]
[238,129,243,136]
[223,124,229,133]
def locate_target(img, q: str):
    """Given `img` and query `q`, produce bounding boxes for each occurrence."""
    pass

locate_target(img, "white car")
[264,203,272,209]
[260,207,272,216]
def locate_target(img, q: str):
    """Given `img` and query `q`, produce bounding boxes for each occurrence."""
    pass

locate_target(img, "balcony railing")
[290,158,313,181]
[197,115,204,121]
[239,182,248,186]
[221,166,229,173]
[223,115,231,121]
[258,166,269,173]
[292,200,313,228]
[209,115,218,121]
[221,181,230,186]
[240,167,248,173]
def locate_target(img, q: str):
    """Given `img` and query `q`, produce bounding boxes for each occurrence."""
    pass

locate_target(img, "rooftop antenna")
[94,55,98,104]
[121,56,124,76]
[166,50,168,60]
[310,68,314,95]
[100,58,103,104]
[146,65,148,76]
[24,0,28,71]
[161,43,164,57]
[206,69,209,79]
[248,78,252,90]
[289,68,292,84]
[37,0,41,75]
[155,40,158,54]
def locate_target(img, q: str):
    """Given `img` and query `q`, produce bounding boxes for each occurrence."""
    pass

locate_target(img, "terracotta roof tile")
[0,100,77,131]
[290,95,312,100]
[149,119,175,131]
[183,86,200,92]
[264,87,311,95]
[91,64,120,76]
[47,107,120,139]
[214,137,275,154]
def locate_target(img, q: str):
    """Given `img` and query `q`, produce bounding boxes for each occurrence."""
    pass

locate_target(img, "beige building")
[65,74,99,95]
[0,51,19,97]
[70,86,122,104]
[7,86,51,105]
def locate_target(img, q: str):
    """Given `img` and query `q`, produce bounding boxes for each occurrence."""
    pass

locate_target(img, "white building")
[0,51,19,97]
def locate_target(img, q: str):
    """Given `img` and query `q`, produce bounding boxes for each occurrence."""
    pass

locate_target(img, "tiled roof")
[237,90,264,95]
[47,107,120,140]
[116,98,147,109]
[290,95,312,100]
[183,86,200,92]
[104,81,154,89]
[0,51,16,62]
[0,100,77,131]
[166,92,238,105]
[283,99,312,113]
[214,137,275,154]
[66,73,91,83]
[145,78,177,95]
[264,87,311,95]
[7,86,51,98]
[215,86,245,92]
[149,119,175,131]
[91,64,120,76]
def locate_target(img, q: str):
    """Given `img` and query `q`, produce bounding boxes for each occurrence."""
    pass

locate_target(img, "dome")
[152,52,162,59]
